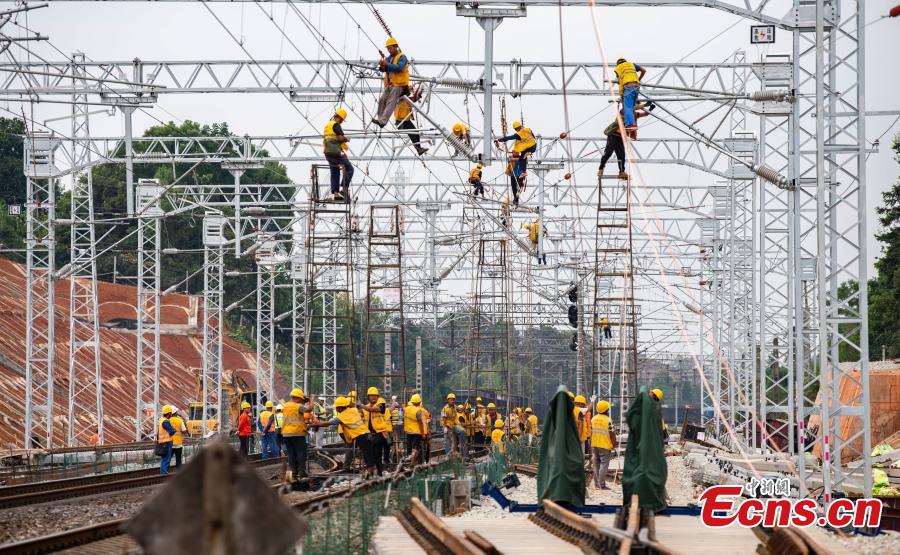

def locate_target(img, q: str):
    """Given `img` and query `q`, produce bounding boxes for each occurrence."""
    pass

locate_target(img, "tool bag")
[153,441,168,457]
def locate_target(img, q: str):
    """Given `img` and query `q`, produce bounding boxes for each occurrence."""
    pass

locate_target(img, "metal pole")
[478,18,498,164]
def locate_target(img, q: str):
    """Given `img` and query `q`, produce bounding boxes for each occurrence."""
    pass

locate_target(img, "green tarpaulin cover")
[536,386,585,506]
[622,386,668,512]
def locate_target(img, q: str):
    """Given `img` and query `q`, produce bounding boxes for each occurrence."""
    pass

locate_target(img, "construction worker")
[591,400,617,489]
[169,407,187,468]
[441,393,461,455]
[523,219,548,265]
[421,404,432,463]
[237,401,253,457]
[485,402,500,445]
[573,395,589,453]
[650,388,669,445]
[404,394,427,466]
[601,316,612,339]
[395,93,428,156]
[311,396,328,448]
[323,108,353,202]
[613,57,647,133]
[274,403,285,455]
[525,407,539,446]
[258,400,278,459]
[455,404,471,458]
[474,404,487,445]
[389,395,402,456]
[452,122,471,146]
[508,408,522,441]
[598,103,653,179]
[373,37,410,128]
[313,397,378,478]
[491,419,506,455]
[282,388,311,482]
[361,387,392,475]
[468,163,485,198]
[496,121,537,203]
[158,405,177,475]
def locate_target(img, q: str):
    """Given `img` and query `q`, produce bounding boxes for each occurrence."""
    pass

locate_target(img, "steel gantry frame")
[202,214,227,435]
[65,53,104,446]
[11,0,876,499]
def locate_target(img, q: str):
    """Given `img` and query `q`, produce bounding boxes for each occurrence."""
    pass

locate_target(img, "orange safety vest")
[384,51,410,87]
[363,398,393,434]
[157,417,172,444]
[282,401,308,436]
[394,96,413,122]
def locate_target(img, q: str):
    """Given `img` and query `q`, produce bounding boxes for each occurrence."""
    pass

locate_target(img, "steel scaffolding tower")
[24,132,60,449]
[303,166,357,401]
[135,178,163,440]
[255,231,278,403]
[465,239,513,414]
[593,174,638,420]
[362,206,408,397]
[290,202,308,390]
[66,53,104,446]
[202,214,226,435]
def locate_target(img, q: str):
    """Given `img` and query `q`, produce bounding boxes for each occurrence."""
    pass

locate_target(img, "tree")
[868,134,900,359]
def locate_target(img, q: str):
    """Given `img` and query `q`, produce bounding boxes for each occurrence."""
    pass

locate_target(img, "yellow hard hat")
[290,388,305,399]
[487,402,496,409]
[525,407,532,413]
[512,121,522,130]
[476,162,484,168]
[161,404,173,415]
[385,37,398,47]
[367,386,379,396]
[447,393,456,400]
[334,108,347,121]
[335,396,351,408]
[574,395,586,405]
[452,122,464,134]
[567,391,575,399]
[265,401,273,409]
[240,401,251,410]
[494,419,504,428]
[651,388,663,401]
[410,393,422,404]
[596,400,610,413]
[515,407,522,414]
[476,396,483,403]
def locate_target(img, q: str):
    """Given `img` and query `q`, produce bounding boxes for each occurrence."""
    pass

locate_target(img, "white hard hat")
[170,406,179,414]
[276,404,283,410]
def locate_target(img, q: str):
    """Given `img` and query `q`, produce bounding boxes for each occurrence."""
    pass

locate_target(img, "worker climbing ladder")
[593,173,639,421]
[302,165,357,404]
[464,239,513,417]
[362,205,408,399]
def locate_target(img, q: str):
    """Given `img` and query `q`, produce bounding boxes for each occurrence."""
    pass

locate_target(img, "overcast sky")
[10,0,900,276]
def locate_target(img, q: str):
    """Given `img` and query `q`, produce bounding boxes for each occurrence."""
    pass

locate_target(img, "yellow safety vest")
[169,416,184,446]
[526,414,539,434]
[591,413,613,449]
[363,398,393,434]
[614,61,640,95]
[394,96,413,122]
[509,413,521,435]
[384,51,410,87]
[441,404,456,427]
[422,408,431,435]
[404,404,423,435]
[511,127,536,153]
[323,120,348,152]
[491,428,505,453]
[337,408,368,442]
[601,317,610,327]
[275,412,284,430]
[282,401,308,437]
[157,417,172,444]
[525,222,539,243]
[469,167,482,182]
[390,407,400,425]
[582,411,592,441]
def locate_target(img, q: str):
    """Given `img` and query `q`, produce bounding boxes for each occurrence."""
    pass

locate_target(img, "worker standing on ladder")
[601,316,612,339]
[598,103,653,179]
[523,218,548,265]
[613,57,646,136]
[323,108,353,201]
[496,121,536,204]
[394,93,428,156]
[373,37,410,128]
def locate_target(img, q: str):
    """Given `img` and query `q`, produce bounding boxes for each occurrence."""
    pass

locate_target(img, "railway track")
[0,453,284,510]
[0,444,473,555]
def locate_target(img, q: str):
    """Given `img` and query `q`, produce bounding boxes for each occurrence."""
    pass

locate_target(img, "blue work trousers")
[159,442,173,475]
[325,154,354,194]
[261,431,279,459]
[622,86,640,127]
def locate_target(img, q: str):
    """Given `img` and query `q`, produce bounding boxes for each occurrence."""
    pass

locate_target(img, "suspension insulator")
[752,164,793,190]
[749,90,792,103]
[428,77,480,91]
